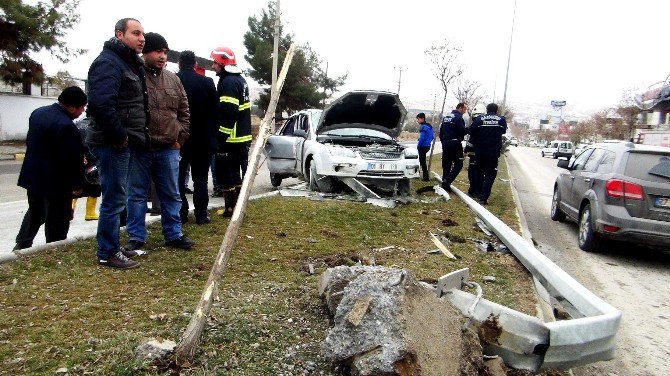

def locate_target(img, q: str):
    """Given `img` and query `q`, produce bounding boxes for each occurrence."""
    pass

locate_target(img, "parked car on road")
[574,142,592,156]
[509,137,519,146]
[264,91,420,195]
[541,140,574,158]
[550,141,670,251]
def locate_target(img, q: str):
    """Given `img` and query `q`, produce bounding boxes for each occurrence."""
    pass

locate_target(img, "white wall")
[0,93,57,141]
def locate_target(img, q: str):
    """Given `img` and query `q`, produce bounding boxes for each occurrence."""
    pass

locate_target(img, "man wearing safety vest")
[210,46,252,217]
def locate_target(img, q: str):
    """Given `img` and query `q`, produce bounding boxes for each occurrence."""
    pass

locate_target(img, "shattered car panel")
[264,91,420,195]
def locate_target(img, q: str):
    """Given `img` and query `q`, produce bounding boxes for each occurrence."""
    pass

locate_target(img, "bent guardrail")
[434,172,621,371]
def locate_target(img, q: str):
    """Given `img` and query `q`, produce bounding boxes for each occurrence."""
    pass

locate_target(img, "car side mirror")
[294,129,308,139]
[557,159,571,170]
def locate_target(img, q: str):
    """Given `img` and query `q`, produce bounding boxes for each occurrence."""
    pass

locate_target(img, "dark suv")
[551,141,670,251]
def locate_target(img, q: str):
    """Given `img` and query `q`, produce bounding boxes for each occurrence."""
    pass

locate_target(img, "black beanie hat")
[58,86,87,107]
[143,32,169,54]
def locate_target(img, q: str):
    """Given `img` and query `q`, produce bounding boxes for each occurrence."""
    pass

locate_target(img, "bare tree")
[425,40,463,170]
[454,79,482,119]
[570,120,596,144]
[615,89,641,140]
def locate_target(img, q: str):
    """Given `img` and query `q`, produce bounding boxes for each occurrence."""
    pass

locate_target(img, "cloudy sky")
[33,0,670,120]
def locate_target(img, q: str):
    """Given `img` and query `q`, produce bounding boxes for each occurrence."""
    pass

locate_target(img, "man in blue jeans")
[125,32,194,252]
[415,113,433,181]
[87,18,147,269]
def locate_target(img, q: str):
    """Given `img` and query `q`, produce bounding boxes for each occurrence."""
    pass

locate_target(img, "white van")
[541,140,574,158]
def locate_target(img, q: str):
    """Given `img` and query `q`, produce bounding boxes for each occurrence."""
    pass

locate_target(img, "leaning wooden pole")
[174,44,297,364]
[427,94,447,173]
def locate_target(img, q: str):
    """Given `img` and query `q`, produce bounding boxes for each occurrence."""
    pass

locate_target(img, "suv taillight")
[606,179,644,200]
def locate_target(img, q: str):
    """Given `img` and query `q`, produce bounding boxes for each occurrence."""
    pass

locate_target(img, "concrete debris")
[55,368,68,374]
[320,266,486,375]
[373,246,396,252]
[483,276,496,283]
[308,263,315,275]
[433,185,451,201]
[426,249,442,255]
[484,356,507,376]
[366,198,397,209]
[135,338,177,363]
[475,241,495,253]
[499,178,510,183]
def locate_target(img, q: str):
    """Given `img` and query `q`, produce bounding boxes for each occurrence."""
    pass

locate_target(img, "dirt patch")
[320,228,341,238]
[442,218,459,227]
[402,285,485,376]
[478,313,503,346]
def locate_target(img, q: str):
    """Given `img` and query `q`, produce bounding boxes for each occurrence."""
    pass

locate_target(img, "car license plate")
[367,163,397,171]
[655,197,670,208]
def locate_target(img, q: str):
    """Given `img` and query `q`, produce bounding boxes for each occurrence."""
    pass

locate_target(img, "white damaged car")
[264,91,420,195]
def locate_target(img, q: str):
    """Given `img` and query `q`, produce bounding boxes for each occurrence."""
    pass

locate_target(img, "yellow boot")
[71,198,77,220]
[85,197,99,221]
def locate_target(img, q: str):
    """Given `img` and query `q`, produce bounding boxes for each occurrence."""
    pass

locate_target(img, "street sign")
[551,100,567,107]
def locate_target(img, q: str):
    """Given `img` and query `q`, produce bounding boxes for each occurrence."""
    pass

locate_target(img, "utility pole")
[271,0,281,132]
[395,66,404,94]
[322,62,328,109]
[501,0,517,109]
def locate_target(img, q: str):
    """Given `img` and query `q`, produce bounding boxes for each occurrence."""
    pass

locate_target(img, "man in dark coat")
[468,103,507,205]
[439,102,468,192]
[86,17,147,269]
[14,87,87,250]
[176,50,218,225]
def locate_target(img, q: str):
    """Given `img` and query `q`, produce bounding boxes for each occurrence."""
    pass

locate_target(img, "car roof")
[590,141,670,154]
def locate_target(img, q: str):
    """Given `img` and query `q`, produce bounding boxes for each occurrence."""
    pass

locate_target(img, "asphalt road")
[506,146,670,376]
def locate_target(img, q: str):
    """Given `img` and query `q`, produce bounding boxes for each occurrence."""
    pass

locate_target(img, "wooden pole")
[427,93,447,173]
[174,44,297,364]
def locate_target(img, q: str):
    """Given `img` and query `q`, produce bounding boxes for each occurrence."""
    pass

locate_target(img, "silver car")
[264,91,420,195]
[551,141,670,251]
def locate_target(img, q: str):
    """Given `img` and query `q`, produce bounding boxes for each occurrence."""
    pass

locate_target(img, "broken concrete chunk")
[135,338,176,363]
[483,276,496,283]
[366,198,397,209]
[346,296,372,326]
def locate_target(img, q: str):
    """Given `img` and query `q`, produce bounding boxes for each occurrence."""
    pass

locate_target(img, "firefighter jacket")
[216,71,251,148]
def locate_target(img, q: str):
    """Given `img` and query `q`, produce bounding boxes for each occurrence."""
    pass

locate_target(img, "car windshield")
[320,128,392,141]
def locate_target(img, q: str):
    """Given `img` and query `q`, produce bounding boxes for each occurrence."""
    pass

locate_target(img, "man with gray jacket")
[87,18,147,269]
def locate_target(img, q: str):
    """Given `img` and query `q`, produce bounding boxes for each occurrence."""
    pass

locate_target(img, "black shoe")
[165,235,195,249]
[121,247,147,258]
[125,240,145,251]
[196,216,211,225]
[442,183,453,193]
[180,214,189,224]
[148,207,161,216]
[478,198,488,206]
[211,189,223,198]
[422,177,430,182]
[98,251,140,269]
[183,187,194,194]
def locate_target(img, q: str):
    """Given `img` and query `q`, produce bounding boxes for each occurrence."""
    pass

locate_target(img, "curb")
[0,190,280,264]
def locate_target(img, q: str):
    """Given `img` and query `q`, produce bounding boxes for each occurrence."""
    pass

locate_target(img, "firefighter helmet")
[210,46,237,66]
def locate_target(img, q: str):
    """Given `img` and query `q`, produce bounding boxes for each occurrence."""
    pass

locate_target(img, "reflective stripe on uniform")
[220,96,239,105]
[219,126,232,134]
[227,135,252,143]
[238,103,251,111]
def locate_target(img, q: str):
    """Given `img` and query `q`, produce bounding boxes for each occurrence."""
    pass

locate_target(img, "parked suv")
[542,140,574,158]
[550,141,670,251]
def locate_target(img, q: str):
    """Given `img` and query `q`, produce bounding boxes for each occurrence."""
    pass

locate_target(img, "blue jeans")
[126,148,183,243]
[91,145,130,259]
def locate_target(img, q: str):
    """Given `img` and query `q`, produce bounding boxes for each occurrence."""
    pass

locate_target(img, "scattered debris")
[442,218,458,227]
[55,368,68,374]
[276,231,287,237]
[149,313,167,321]
[483,276,496,283]
[426,249,442,255]
[135,338,177,363]
[366,198,397,208]
[495,244,511,254]
[429,232,457,260]
[433,185,451,201]
[373,245,396,252]
[308,263,315,275]
[340,177,381,199]
[474,217,492,236]
[305,238,318,243]
[475,241,495,253]
[499,178,510,183]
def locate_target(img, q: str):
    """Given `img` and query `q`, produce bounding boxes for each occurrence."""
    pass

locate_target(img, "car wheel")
[552,152,558,159]
[270,173,282,188]
[578,203,600,252]
[541,151,545,157]
[550,187,566,221]
[308,162,335,193]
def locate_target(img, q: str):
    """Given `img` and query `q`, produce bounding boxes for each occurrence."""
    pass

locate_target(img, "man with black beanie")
[176,50,218,225]
[14,86,87,250]
[124,32,194,252]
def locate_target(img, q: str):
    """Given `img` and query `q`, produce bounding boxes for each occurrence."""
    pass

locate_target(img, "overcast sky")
[33,0,670,120]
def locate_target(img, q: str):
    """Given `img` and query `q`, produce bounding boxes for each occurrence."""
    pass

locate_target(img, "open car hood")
[316,91,407,138]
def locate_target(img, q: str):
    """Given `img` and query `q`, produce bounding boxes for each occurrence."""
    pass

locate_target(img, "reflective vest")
[216,72,252,144]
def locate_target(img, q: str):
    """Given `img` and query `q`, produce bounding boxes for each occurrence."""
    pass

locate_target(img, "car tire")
[578,203,600,252]
[270,173,282,188]
[541,151,545,157]
[552,152,558,159]
[308,162,334,193]
[550,187,566,222]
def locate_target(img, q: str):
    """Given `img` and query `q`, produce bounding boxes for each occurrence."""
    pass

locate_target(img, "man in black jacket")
[439,102,467,192]
[86,18,147,269]
[14,87,87,250]
[176,51,218,225]
[468,103,507,205]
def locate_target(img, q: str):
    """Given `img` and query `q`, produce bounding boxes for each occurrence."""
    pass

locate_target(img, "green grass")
[0,154,538,375]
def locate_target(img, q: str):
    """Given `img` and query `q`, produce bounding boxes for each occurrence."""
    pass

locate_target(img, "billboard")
[551,100,567,107]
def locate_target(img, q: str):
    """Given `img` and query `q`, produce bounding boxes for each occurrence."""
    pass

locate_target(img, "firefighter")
[210,46,252,217]
[439,102,467,192]
[469,103,507,205]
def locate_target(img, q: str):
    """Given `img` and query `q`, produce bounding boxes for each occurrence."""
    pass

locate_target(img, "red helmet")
[210,46,237,66]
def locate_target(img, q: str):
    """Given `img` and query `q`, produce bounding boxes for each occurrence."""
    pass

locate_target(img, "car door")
[570,148,606,214]
[561,148,594,218]
[265,115,307,175]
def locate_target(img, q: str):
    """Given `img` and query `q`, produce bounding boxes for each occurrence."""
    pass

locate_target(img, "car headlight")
[404,148,419,159]
[328,146,357,158]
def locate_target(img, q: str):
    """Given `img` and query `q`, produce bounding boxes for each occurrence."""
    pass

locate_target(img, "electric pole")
[502,0,517,109]
[395,66,404,94]
[322,62,328,109]
[271,0,280,132]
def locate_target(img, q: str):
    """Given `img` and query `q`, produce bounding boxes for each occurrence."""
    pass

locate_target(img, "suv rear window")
[624,152,670,183]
